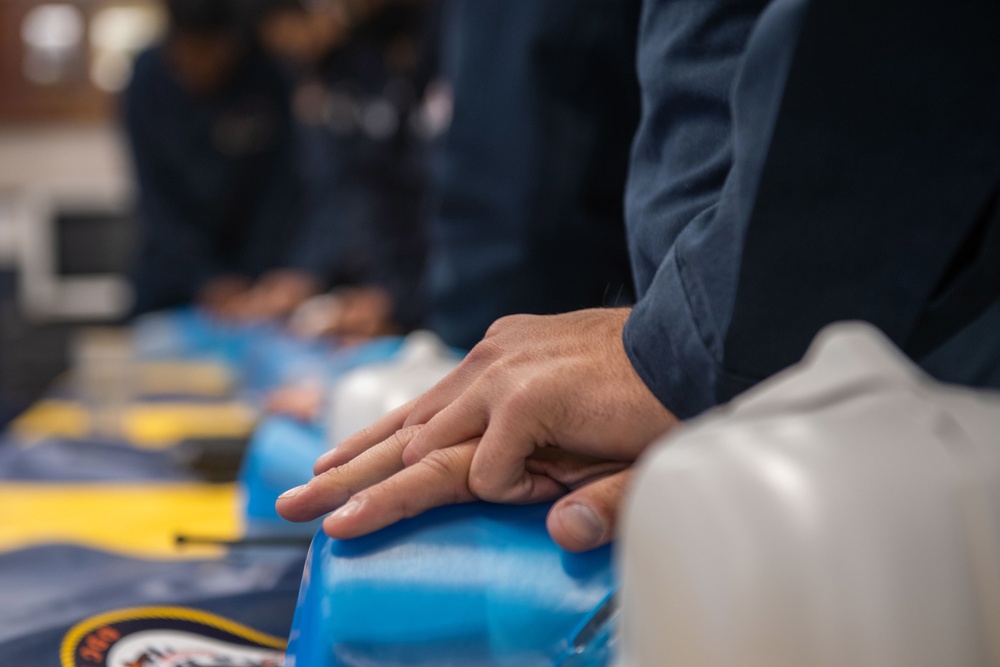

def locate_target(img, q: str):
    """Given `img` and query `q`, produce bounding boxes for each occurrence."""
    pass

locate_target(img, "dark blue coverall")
[426,0,642,350]
[124,46,307,315]
[290,5,439,331]
[623,0,1000,418]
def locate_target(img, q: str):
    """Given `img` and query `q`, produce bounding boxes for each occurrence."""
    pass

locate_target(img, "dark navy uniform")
[426,0,642,350]
[623,0,1000,418]
[289,4,439,331]
[125,46,305,315]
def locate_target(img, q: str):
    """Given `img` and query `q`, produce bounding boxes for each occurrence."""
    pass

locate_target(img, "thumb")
[546,469,633,552]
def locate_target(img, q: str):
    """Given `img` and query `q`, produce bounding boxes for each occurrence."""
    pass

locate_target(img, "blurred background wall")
[0,0,163,412]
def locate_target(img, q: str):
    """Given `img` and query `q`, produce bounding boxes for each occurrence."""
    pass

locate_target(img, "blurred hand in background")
[209,270,321,322]
[288,286,401,342]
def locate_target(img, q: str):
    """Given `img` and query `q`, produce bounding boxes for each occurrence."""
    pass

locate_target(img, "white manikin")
[618,322,1000,667]
[327,331,460,447]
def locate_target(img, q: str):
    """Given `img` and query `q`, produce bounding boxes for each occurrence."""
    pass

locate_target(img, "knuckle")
[349,408,406,445]
[385,424,423,449]
[483,316,513,339]
[420,449,473,504]
[466,337,504,365]
[420,448,462,479]
[397,498,420,520]
[467,466,509,503]
[311,469,352,504]
[483,314,533,339]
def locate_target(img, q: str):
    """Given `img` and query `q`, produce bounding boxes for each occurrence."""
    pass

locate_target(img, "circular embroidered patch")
[60,606,287,667]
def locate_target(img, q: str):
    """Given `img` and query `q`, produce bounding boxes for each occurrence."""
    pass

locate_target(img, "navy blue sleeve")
[624,0,1000,418]
[425,0,640,350]
[623,0,787,418]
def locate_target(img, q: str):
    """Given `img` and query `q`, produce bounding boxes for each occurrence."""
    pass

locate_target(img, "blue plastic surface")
[238,338,406,534]
[240,328,337,394]
[132,307,264,367]
[239,416,328,534]
[133,309,406,400]
[286,503,616,666]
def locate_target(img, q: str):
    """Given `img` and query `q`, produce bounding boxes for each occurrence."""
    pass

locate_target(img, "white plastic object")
[327,331,461,447]
[287,293,340,339]
[617,322,1000,667]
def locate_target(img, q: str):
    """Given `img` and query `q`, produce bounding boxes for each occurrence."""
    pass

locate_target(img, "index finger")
[322,442,479,539]
[314,397,419,474]
[278,424,423,522]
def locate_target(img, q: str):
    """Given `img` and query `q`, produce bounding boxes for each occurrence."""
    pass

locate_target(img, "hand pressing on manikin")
[276,308,677,551]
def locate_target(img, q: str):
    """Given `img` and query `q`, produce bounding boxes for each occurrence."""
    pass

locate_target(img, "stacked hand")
[276,308,677,551]
[197,275,252,314]
[287,286,401,343]
[203,270,320,322]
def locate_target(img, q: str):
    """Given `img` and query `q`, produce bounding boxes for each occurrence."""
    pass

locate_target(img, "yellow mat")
[11,400,257,448]
[122,402,257,447]
[0,482,243,560]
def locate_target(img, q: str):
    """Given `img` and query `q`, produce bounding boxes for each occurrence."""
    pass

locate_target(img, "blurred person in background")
[125,0,321,319]
[268,0,642,348]
[425,0,642,350]
[263,0,641,421]
[260,0,440,340]
[277,0,1000,552]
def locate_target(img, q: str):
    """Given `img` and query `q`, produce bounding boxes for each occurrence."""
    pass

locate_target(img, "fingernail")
[560,503,606,548]
[278,484,307,499]
[330,498,362,521]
